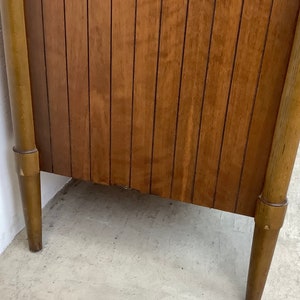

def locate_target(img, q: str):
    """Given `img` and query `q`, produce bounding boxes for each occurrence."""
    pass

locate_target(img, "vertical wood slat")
[130,0,161,193]
[236,0,300,216]
[151,0,188,198]
[111,0,135,186]
[42,0,71,177]
[214,0,273,212]
[89,0,111,184]
[171,0,215,202]
[65,0,90,180]
[24,0,52,172]
[193,0,243,207]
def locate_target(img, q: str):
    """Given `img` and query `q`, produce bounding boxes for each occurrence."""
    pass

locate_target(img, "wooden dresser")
[1,1,300,299]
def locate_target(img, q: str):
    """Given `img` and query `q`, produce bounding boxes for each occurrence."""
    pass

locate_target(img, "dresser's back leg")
[246,11,300,300]
[0,0,42,251]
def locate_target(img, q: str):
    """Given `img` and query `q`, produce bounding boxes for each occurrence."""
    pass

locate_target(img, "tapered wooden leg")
[15,149,42,252]
[245,7,300,298]
[246,198,287,300]
[0,0,43,251]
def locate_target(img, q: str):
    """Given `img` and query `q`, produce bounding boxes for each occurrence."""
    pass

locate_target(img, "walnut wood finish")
[131,0,161,193]
[111,0,135,186]
[23,0,52,173]
[0,0,42,252]
[214,0,272,212]
[65,0,91,180]
[89,0,111,184]
[172,0,214,202]
[247,11,300,299]
[1,0,300,298]
[42,0,72,176]
[193,0,243,207]
[237,0,300,215]
[23,0,299,217]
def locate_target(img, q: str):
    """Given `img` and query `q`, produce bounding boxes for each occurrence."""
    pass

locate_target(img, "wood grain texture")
[214,0,273,212]
[25,0,299,217]
[65,0,90,180]
[171,0,214,202]
[1,0,43,251]
[261,6,300,204]
[111,0,135,186]
[193,0,243,207]
[237,0,300,216]
[42,0,71,176]
[24,0,52,172]
[151,0,188,198]
[130,0,161,193]
[247,12,300,297]
[89,0,111,184]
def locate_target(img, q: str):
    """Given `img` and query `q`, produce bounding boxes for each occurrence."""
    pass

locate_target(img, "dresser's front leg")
[14,149,42,252]
[246,8,300,299]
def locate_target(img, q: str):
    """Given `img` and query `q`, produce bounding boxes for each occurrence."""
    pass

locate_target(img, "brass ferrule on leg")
[13,148,40,177]
[255,196,288,231]
[13,148,42,252]
[246,197,288,300]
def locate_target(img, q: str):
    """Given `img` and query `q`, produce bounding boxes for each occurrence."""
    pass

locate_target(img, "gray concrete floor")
[0,149,299,300]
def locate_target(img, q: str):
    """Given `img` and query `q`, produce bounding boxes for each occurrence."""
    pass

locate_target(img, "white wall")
[0,27,70,254]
